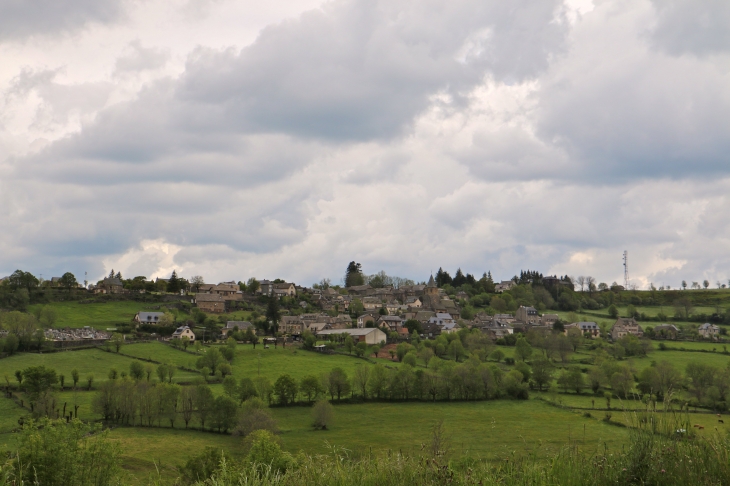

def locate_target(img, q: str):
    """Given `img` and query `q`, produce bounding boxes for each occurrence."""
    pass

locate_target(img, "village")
[73,271,723,348]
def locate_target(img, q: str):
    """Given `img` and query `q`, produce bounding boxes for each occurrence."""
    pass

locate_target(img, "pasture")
[0,348,200,384]
[28,301,168,329]
[120,341,402,382]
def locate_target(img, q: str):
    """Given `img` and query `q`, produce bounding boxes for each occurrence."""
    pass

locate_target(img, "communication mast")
[623,251,630,289]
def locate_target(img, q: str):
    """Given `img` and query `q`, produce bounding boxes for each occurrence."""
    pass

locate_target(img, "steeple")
[427,274,436,287]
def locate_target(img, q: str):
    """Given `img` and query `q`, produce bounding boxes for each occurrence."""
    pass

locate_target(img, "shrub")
[312,399,335,430]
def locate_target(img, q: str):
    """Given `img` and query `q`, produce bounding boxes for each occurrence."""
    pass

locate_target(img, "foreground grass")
[28,301,169,329]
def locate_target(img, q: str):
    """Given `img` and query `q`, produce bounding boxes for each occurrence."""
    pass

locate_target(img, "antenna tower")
[623,251,630,289]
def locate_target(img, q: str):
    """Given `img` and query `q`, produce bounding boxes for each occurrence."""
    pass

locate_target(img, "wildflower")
[661,469,666,473]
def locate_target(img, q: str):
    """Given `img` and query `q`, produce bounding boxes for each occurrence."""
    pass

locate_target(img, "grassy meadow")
[0,347,201,384]
[29,301,169,329]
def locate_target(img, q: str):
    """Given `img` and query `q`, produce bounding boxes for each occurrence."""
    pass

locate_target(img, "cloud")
[0,0,127,42]
[2,0,730,292]
[176,0,567,140]
[650,0,730,56]
[534,0,730,181]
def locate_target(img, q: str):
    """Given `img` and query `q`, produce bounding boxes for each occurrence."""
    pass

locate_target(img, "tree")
[557,367,584,394]
[22,366,58,403]
[686,362,715,404]
[237,377,258,404]
[403,351,418,367]
[607,304,618,318]
[266,297,281,333]
[129,361,145,381]
[273,374,299,405]
[490,296,507,312]
[194,384,215,430]
[326,368,351,400]
[14,418,123,486]
[156,364,168,382]
[344,335,354,354]
[352,366,370,398]
[109,333,124,353]
[211,395,238,433]
[403,319,423,335]
[312,399,334,430]
[59,272,78,292]
[254,376,273,405]
[246,278,260,294]
[190,275,205,292]
[344,261,365,287]
[489,349,504,362]
[610,367,634,398]
[86,375,94,390]
[39,306,58,328]
[446,340,465,362]
[71,369,79,389]
[530,358,553,391]
[219,363,232,377]
[299,375,322,402]
[223,375,238,398]
[167,270,181,294]
[196,348,224,375]
[515,338,533,362]
[682,280,688,290]
[674,297,694,319]
[587,368,606,394]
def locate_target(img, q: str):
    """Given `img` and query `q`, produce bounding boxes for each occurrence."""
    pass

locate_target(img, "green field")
[120,342,402,382]
[271,400,630,459]
[0,348,200,384]
[29,301,170,329]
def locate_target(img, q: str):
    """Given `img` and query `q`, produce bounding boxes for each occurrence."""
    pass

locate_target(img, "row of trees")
[93,380,239,432]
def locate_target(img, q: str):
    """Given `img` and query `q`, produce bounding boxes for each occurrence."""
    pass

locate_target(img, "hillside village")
[0,266,726,348]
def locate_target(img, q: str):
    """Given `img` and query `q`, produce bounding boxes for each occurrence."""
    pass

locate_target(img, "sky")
[1,0,729,289]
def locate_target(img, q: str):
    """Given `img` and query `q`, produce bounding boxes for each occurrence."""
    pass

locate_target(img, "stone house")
[194,293,225,313]
[565,322,600,338]
[273,282,297,297]
[516,306,539,325]
[610,318,643,340]
[377,315,403,331]
[699,323,720,339]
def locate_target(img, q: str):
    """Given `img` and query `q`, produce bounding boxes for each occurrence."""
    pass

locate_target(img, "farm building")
[317,327,387,345]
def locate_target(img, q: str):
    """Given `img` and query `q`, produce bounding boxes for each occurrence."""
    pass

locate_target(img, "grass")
[106,427,242,485]
[0,348,200,384]
[28,301,172,329]
[28,300,259,330]
[270,400,630,459]
[118,342,402,382]
[628,350,730,372]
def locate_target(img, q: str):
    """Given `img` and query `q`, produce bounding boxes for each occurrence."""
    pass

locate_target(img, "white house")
[171,326,195,341]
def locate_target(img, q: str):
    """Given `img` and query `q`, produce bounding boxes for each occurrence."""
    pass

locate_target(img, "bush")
[504,357,515,365]
[312,399,335,430]
[244,430,294,473]
[178,447,231,485]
